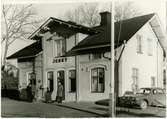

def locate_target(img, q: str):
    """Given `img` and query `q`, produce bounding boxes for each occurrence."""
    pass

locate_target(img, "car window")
[144,89,151,94]
[153,89,164,94]
[124,91,133,95]
[137,88,151,94]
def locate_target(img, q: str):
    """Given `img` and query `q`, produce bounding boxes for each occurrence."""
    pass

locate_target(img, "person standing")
[56,82,63,103]
[45,87,52,103]
[26,83,33,102]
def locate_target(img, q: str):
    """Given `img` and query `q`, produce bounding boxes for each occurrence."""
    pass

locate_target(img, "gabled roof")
[69,13,155,53]
[29,17,98,40]
[7,41,42,59]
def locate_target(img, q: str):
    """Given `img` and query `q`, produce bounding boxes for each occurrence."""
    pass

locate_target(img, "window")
[91,68,105,93]
[136,35,143,53]
[138,88,151,94]
[163,70,166,88]
[47,71,54,92]
[27,72,36,85]
[132,68,139,93]
[151,76,156,87]
[69,70,76,92]
[163,51,166,61]
[27,72,33,85]
[57,70,65,87]
[153,89,164,94]
[147,38,153,56]
[54,38,66,57]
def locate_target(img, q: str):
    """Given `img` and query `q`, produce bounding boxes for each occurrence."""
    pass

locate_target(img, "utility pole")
[75,9,80,102]
[109,1,115,117]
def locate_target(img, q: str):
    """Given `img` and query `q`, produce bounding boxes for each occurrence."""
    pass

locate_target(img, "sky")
[32,0,166,27]
[1,0,166,65]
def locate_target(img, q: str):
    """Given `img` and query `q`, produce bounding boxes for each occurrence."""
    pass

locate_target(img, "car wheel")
[140,100,147,109]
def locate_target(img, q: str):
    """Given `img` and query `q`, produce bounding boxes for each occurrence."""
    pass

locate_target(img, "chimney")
[100,11,111,25]
[100,11,111,42]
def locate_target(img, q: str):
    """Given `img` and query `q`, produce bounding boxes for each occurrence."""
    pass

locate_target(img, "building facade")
[42,32,87,101]
[7,12,167,102]
[66,12,166,101]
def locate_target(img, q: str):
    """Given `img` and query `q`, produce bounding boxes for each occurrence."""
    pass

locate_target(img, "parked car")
[94,91,134,106]
[95,87,166,109]
[123,91,134,96]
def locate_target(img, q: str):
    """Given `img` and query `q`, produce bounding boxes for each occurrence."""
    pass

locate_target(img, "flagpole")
[109,0,115,117]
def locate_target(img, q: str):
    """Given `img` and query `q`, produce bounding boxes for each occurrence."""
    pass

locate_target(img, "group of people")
[45,81,64,103]
[26,81,64,103]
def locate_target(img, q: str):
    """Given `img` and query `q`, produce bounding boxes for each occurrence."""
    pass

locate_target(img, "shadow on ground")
[54,103,102,117]
[1,89,20,100]
[56,104,164,117]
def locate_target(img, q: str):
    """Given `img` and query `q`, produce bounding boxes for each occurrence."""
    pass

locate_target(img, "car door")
[152,89,166,107]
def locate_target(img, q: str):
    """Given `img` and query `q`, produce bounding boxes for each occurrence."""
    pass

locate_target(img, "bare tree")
[1,4,42,66]
[115,1,142,21]
[64,2,142,26]
[64,3,100,27]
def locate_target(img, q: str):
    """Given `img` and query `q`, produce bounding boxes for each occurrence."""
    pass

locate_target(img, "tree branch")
[1,4,43,66]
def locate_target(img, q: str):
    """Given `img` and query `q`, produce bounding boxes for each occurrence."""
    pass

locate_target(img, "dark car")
[95,88,166,109]
[122,87,166,109]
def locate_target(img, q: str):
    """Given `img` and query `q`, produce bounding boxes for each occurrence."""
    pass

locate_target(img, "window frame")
[68,69,76,93]
[163,70,166,88]
[147,38,153,56]
[47,71,54,92]
[54,38,66,57]
[151,76,156,87]
[132,68,139,93]
[91,67,105,93]
[26,71,33,85]
[153,89,164,94]
[136,34,143,54]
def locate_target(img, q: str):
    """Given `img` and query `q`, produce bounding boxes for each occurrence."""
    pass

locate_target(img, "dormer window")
[136,34,143,54]
[54,38,66,57]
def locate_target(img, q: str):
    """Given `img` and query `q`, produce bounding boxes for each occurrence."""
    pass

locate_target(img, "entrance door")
[47,71,54,92]
[57,70,65,100]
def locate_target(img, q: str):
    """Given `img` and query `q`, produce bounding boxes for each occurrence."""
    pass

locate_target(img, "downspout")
[118,41,126,62]
[102,41,126,98]
[41,51,44,97]
[157,41,158,87]
[32,58,35,77]
[32,57,36,85]
[102,40,126,62]
[117,41,126,97]
[42,37,45,97]
[102,53,111,60]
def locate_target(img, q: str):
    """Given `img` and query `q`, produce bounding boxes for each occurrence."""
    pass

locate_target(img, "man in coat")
[56,82,63,103]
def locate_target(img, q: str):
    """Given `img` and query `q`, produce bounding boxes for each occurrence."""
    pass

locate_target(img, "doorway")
[47,71,54,92]
[57,70,65,100]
